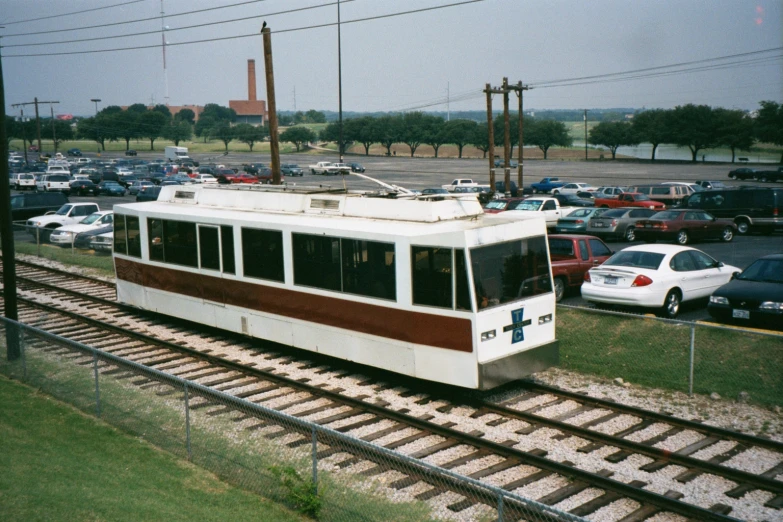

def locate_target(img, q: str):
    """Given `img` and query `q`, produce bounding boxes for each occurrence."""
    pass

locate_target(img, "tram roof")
[116,184,544,239]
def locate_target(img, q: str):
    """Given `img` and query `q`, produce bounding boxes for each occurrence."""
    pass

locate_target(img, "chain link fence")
[10,220,115,272]
[556,305,783,407]
[0,317,585,522]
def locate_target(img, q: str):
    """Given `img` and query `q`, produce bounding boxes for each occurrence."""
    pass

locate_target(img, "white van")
[164,146,191,163]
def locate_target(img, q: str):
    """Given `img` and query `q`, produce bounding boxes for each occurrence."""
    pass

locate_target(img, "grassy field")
[13,241,116,278]
[0,375,306,522]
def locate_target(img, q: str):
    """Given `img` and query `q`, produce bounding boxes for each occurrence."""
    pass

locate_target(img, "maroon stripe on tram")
[115,258,474,352]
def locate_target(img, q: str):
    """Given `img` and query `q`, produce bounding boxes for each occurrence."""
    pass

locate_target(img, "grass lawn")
[0,375,305,522]
[12,242,116,278]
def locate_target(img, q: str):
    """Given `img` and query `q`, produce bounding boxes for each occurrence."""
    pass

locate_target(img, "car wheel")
[721,227,734,242]
[760,176,769,183]
[676,230,689,245]
[531,188,538,194]
[554,277,566,303]
[660,290,681,319]
[735,219,750,235]
[552,190,560,195]
[624,226,636,242]
[729,173,736,180]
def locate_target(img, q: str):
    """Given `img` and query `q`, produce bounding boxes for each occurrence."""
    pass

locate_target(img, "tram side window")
[455,249,471,311]
[114,214,127,255]
[148,219,164,262]
[341,239,396,300]
[198,226,220,271]
[126,216,141,257]
[411,247,453,309]
[147,218,197,267]
[241,228,284,282]
[293,233,341,291]
[221,226,235,274]
[470,236,551,310]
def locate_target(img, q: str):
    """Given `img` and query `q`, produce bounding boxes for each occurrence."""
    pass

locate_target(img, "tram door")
[197,224,226,306]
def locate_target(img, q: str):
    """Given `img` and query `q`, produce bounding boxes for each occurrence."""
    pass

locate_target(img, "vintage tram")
[112,183,558,389]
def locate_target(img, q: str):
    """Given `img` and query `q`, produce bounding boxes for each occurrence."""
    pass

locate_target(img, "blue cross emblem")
[503,307,531,344]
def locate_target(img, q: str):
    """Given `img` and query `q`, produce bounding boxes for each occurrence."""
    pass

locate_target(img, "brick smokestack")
[248,59,257,101]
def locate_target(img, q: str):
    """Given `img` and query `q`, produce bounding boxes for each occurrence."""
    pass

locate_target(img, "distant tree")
[320,121,353,154]
[76,117,106,150]
[233,123,267,151]
[5,115,19,148]
[526,119,572,159]
[174,108,196,124]
[210,121,234,151]
[292,111,306,124]
[40,119,74,152]
[99,105,123,117]
[305,109,326,123]
[138,110,168,150]
[443,119,478,158]
[420,115,446,157]
[632,109,670,161]
[111,110,141,150]
[400,112,434,157]
[470,123,490,158]
[343,117,373,154]
[588,121,639,159]
[713,108,755,163]
[492,114,519,152]
[152,104,172,119]
[755,101,783,163]
[280,126,316,152]
[195,104,236,141]
[667,104,717,162]
[278,114,294,126]
[162,120,193,146]
[126,103,148,114]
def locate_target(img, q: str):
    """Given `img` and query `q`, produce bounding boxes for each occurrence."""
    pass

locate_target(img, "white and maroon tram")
[112,184,558,389]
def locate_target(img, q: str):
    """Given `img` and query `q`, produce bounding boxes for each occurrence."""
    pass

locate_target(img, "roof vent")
[309,198,340,211]
[174,191,196,200]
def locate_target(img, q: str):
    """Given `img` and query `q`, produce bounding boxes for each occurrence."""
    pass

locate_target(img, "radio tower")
[160,0,169,105]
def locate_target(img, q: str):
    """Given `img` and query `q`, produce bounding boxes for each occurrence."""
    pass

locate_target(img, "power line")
[0,0,146,26]
[1,0,487,57]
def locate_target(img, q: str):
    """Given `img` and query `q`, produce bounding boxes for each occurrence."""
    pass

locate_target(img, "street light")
[90,98,101,115]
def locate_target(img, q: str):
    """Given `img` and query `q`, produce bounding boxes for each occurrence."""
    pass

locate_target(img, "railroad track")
[2,257,782,520]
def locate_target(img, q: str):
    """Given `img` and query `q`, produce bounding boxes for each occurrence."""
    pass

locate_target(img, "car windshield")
[81,213,103,225]
[484,201,506,209]
[650,211,681,220]
[567,209,593,218]
[633,194,652,201]
[512,200,544,211]
[737,259,783,283]
[105,182,120,187]
[604,250,665,270]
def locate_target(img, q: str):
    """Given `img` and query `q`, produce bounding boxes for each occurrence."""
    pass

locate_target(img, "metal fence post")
[689,324,695,397]
[311,426,318,495]
[184,383,192,461]
[93,351,101,417]
[36,227,41,257]
[497,491,504,521]
[20,328,27,380]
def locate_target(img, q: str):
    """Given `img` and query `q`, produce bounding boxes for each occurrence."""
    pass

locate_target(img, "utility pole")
[50,105,57,153]
[502,77,511,197]
[584,109,588,161]
[484,84,496,190]
[337,0,344,163]
[262,24,281,184]
[0,30,22,360]
[11,98,59,155]
[509,81,530,189]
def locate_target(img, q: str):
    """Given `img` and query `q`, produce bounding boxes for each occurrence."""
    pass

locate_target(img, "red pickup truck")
[548,234,613,302]
[593,192,666,210]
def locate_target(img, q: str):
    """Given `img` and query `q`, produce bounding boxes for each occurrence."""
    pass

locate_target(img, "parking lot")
[10,151,783,323]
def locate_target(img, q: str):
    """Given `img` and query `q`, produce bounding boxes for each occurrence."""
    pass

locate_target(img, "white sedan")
[193,173,218,184]
[581,244,740,318]
[553,182,598,195]
[49,211,114,246]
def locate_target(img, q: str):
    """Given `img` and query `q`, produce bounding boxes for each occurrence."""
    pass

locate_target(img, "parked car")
[26,202,100,240]
[49,211,114,246]
[581,244,740,318]
[69,179,100,196]
[586,207,658,242]
[493,157,518,168]
[634,210,736,245]
[683,187,782,235]
[13,173,37,191]
[90,231,114,252]
[708,254,783,330]
[136,186,162,202]
[494,180,519,197]
[193,173,218,184]
[166,174,194,184]
[552,182,597,195]
[548,234,613,302]
[242,163,266,175]
[66,148,82,157]
[483,197,530,213]
[9,192,69,222]
[125,149,137,156]
[278,164,303,176]
[36,174,71,194]
[594,186,629,198]
[73,224,114,249]
[128,180,155,195]
[554,207,610,234]
[348,162,365,173]
[97,180,127,196]
[551,193,594,208]
[695,180,728,190]
[217,170,256,184]
[28,145,39,152]
[727,168,761,181]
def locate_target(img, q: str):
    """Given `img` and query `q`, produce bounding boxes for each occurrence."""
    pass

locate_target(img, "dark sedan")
[125,149,137,156]
[97,181,126,196]
[73,224,113,249]
[552,193,594,208]
[281,164,304,176]
[708,254,783,330]
[136,186,162,202]
[348,162,365,173]
[69,179,99,196]
[727,168,760,181]
[634,210,736,245]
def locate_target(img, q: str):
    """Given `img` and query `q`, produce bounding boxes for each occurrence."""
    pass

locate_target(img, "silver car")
[586,207,657,242]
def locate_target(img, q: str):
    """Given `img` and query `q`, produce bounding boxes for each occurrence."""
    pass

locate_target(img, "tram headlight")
[538,314,553,325]
[480,329,496,342]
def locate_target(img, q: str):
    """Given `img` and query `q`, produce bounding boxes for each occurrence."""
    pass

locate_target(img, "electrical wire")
[0,0,146,26]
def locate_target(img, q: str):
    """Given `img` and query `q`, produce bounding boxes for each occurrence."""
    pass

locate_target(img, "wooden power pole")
[262,25,281,184]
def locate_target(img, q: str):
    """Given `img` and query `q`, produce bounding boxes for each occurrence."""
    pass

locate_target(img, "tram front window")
[470,236,551,310]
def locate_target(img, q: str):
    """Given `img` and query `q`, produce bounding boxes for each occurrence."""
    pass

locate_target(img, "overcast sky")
[2,0,781,118]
